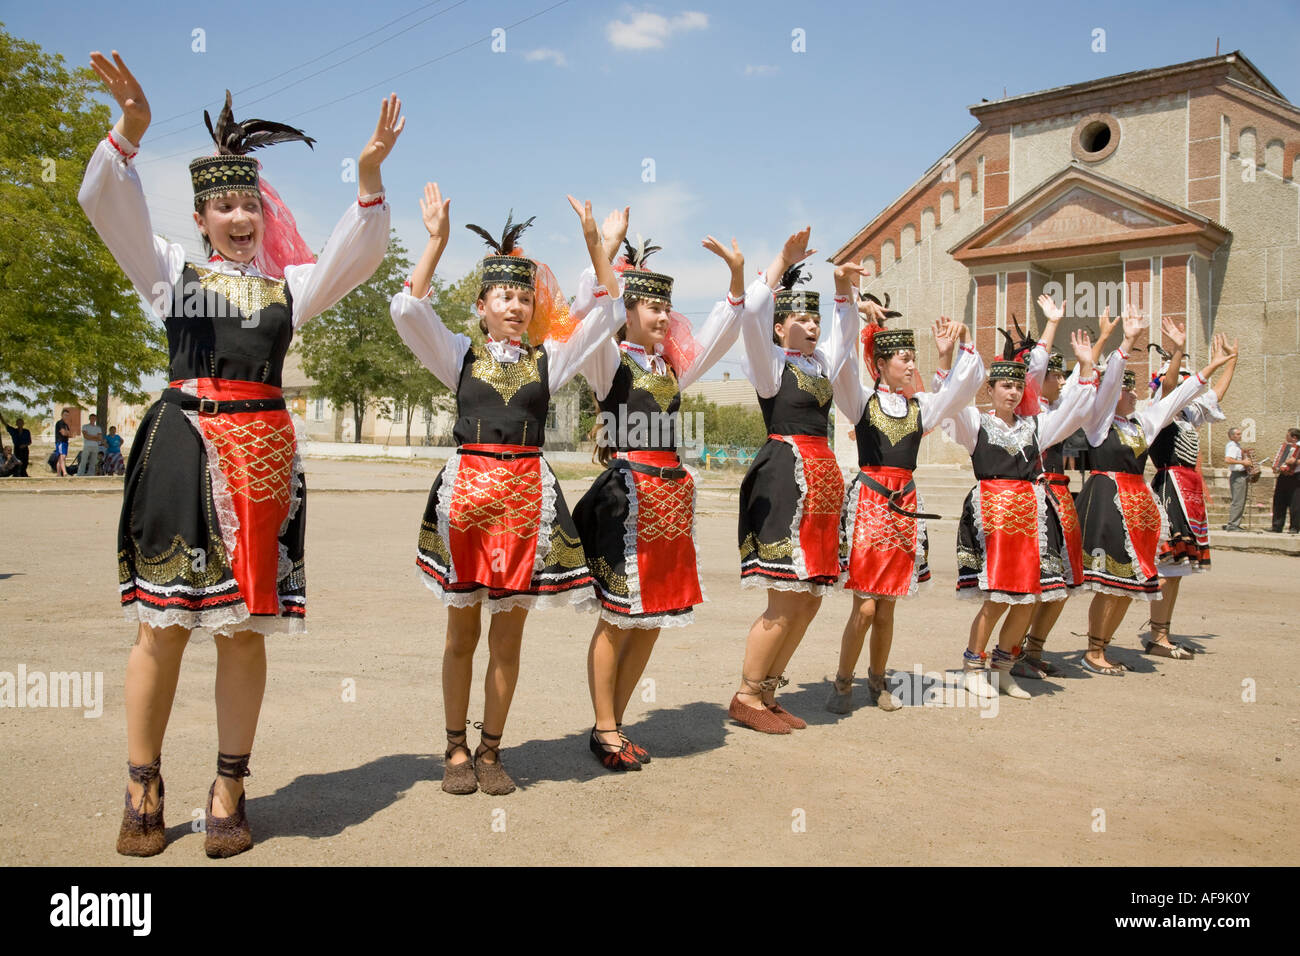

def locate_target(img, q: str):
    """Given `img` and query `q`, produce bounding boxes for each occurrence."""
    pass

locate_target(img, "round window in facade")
[1071,113,1120,163]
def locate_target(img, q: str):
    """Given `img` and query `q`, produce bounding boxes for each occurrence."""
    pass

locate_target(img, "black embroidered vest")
[1090,420,1150,475]
[758,362,832,437]
[1149,420,1199,469]
[453,343,550,447]
[972,414,1041,481]
[855,392,923,469]
[598,351,681,451]
[166,263,294,385]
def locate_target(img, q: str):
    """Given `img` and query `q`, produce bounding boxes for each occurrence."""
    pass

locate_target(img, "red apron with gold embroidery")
[185,378,296,617]
[1043,473,1083,587]
[446,444,544,592]
[775,434,844,581]
[844,465,923,597]
[624,450,702,614]
[1111,471,1163,581]
[977,478,1043,594]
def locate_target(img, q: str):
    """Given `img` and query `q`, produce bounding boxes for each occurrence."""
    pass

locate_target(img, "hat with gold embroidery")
[619,236,672,306]
[1047,351,1065,372]
[988,359,1027,384]
[774,263,819,317]
[190,90,315,205]
[467,212,538,291]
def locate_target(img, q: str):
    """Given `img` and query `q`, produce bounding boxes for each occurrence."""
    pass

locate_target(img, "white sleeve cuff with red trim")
[106,130,138,161]
[357,191,385,208]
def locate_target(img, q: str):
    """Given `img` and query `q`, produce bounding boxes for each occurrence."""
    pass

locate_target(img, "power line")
[137,0,572,166]
[141,0,457,137]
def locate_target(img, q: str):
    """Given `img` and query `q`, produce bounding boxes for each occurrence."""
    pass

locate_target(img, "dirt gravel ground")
[1,477,1296,867]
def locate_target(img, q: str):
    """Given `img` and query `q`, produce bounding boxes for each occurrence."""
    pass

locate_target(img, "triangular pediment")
[950,163,1229,264]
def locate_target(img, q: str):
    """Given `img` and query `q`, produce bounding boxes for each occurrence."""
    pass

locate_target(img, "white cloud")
[744,65,778,76]
[606,9,708,50]
[525,48,568,67]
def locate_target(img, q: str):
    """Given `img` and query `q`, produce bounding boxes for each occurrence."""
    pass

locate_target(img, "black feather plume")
[1000,312,1037,360]
[203,90,315,156]
[860,292,902,319]
[779,263,810,290]
[621,235,663,268]
[1147,342,1171,361]
[467,210,536,255]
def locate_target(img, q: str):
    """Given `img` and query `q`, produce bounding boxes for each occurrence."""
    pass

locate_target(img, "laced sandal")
[205,752,252,859]
[615,723,649,764]
[990,646,1031,699]
[473,731,516,795]
[116,755,166,857]
[825,672,854,714]
[763,674,806,729]
[962,649,998,699]
[590,727,641,772]
[442,728,478,795]
[1080,634,1127,676]
[866,669,902,711]
[1142,620,1195,660]
[1024,634,1061,676]
[729,677,791,734]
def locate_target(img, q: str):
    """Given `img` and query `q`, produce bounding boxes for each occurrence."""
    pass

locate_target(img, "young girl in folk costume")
[728,229,851,734]
[1142,329,1238,658]
[81,52,402,857]
[824,296,983,714]
[574,221,748,769]
[950,330,1100,699]
[390,187,623,795]
[1075,330,1237,675]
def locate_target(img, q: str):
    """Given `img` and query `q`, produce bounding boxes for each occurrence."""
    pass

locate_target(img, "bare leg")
[1148,576,1181,646]
[613,628,660,724]
[1026,598,1066,649]
[443,605,483,767]
[760,592,822,705]
[835,595,874,682]
[212,629,266,816]
[124,623,190,810]
[996,604,1036,652]
[735,590,810,708]
[868,599,896,675]
[480,607,528,752]
[967,600,1009,657]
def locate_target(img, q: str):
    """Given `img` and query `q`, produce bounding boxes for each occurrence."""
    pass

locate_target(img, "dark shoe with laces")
[474,732,517,795]
[590,727,642,772]
[205,752,253,859]
[116,755,166,857]
[441,728,478,795]
[616,722,649,764]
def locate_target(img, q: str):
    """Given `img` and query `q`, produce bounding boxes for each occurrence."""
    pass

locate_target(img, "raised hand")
[89,51,150,143]
[358,94,405,194]
[567,195,602,249]
[419,182,450,243]
[1161,315,1186,350]
[1036,292,1064,323]
[933,317,959,362]
[703,236,746,298]
[833,261,871,296]
[1120,302,1146,349]
[570,195,619,294]
[601,206,630,262]
[1070,328,1093,365]
[766,227,815,288]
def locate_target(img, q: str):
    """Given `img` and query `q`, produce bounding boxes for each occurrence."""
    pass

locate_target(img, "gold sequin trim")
[740,532,794,560]
[470,343,541,403]
[789,364,832,407]
[192,265,287,316]
[1115,422,1149,458]
[544,526,587,569]
[133,533,229,587]
[979,486,1038,536]
[592,555,630,596]
[867,395,920,447]
[418,520,451,564]
[624,352,679,412]
[1089,551,1134,578]
[957,546,981,569]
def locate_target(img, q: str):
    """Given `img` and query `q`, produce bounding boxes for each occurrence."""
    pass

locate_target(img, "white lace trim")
[688,467,708,604]
[954,585,1061,606]
[177,388,240,564]
[276,443,305,585]
[1107,478,1169,587]
[434,454,462,584]
[740,574,836,597]
[782,437,812,581]
[618,465,644,615]
[842,473,863,576]
[534,458,560,573]
[979,412,1038,458]
[123,600,305,637]
[969,482,990,594]
[414,565,598,615]
[911,488,929,598]
[1079,580,1160,601]
[1043,483,1074,585]
[597,606,694,629]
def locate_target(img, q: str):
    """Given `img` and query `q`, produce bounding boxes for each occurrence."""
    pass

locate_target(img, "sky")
[7,0,1299,383]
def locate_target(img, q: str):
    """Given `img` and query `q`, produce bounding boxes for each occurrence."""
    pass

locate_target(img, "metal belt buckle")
[198,398,220,417]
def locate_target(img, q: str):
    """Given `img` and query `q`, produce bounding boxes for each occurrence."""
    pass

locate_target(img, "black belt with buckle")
[857,472,941,520]
[161,388,286,416]
[612,458,687,481]
[457,447,542,461]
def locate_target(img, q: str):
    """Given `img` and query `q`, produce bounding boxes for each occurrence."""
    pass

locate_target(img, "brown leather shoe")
[729,694,792,734]
[766,702,807,729]
[474,732,517,795]
[441,728,478,795]
[205,752,252,859]
[116,755,165,857]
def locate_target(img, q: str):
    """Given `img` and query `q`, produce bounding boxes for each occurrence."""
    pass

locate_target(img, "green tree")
[297,233,411,442]
[0,26,166,419]
[681,393,767,449]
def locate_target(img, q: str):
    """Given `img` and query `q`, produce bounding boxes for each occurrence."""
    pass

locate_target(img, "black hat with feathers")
[620,234,672,305]
[998,312,1037,362]
[189,90,315,205]
[467,211,538,291]
[774,263,819,317]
